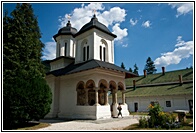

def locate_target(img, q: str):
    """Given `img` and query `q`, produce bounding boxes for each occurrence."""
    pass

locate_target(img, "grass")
[16,122,50,130]
[130,112,149,115]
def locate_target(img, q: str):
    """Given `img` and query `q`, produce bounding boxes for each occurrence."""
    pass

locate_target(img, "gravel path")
[37,115,141,130]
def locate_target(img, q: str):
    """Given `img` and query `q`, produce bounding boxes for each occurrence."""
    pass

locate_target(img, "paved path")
[37,115,141,130]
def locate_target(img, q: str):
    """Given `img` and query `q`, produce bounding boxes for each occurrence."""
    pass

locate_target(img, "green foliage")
[121,62,125,69]
[3,3,52,129]
[139,117,148,128]
[129,67,133,72]
[133,63,139,75]
[138,103,180,129]
[144,57,157,74]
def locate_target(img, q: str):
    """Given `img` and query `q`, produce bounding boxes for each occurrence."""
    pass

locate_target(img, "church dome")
[74,14,117,38]
[53,21,77,41]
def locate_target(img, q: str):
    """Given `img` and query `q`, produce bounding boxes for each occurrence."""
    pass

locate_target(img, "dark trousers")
[118,111,123,117]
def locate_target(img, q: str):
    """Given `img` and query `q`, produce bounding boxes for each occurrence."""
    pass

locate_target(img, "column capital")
[104,88,110,92]
[112,89,118,93]
[93,87,99,91]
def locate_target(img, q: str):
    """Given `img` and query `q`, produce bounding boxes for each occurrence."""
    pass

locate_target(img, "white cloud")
[59,3,105,30]
[142,20,151,28]
[112,23,128,41]
[137,9,142,12]
[59,3,127,41]
[42,41,56,60]
[122,44,128,47]
[169,3,193,17]
[154,36,193,67]
[130,18,138,26]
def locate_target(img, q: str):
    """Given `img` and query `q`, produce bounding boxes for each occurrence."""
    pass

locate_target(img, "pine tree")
[144,57,157,74]
[133,63,139,75]
[3,4,52,129]
[121,62,125,69]
[129,67,133,72]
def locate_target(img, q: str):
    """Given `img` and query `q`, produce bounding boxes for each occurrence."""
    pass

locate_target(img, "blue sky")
[3,2,193,75]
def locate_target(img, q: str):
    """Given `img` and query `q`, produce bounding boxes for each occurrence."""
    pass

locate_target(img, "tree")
[121,62,125,69]
[133,63,139,75]
[129,67,133,72]
[3,4,52,129]
[144,57,157,74]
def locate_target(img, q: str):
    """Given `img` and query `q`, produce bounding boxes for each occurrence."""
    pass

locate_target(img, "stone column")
[85,88,89,105]
[112,89,118,117]
[112,89,118,105]
[94,87,100,106]
[122,90,125,105]
[104,88,109,105]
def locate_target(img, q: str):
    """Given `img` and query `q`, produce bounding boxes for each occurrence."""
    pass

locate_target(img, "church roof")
[123,68,193,97]
[53,21,77,41]
[74,15,117,38]
[47,59,138,78]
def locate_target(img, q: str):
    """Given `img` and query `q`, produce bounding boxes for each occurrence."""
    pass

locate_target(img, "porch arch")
[76,81,86,105]
[86,80,96,106]
[118,82,125,90]
[98,79,109,105]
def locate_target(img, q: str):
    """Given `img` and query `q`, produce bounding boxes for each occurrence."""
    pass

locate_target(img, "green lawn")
[16,122,50,130]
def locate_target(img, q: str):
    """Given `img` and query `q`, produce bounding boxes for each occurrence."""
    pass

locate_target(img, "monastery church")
[45,14,137,119]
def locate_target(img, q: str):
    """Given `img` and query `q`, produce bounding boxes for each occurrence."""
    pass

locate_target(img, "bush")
[138,103,181,129]
[139,117,148,128]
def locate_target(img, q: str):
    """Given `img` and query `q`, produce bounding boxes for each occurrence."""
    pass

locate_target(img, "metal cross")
[93,9,96,15]
[67,14,71,20]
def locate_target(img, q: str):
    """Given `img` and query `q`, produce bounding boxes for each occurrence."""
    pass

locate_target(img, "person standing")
[117,103,123,118]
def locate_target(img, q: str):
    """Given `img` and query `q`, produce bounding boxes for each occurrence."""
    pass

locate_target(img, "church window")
[64,42,67,56]
[83,47,86,61]
[82,39,88,62]
[87,46,89,60]
[59,43,61,57]
[100,39,108,62]
[103,47,106,62]
[100,46,102,60]
[166,101,171,107]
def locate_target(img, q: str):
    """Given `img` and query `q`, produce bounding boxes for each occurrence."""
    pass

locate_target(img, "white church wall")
[46,68,127,119]
[75,30,94,64]
[55,35,76,58]
[94,29,114,64]
[96,105,111,119]
[75,29,115,64]
[125,94,192,113]
[50,58,74,71]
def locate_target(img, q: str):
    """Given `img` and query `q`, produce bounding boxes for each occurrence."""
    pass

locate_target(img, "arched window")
[64,42,67,56]
[100,46,102,60]
[76,81,86,105]
[83,47,86,61]
[100,39,108,62]
[82,39,89,61]
[103,47,106,62]
[87,46,89,60]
